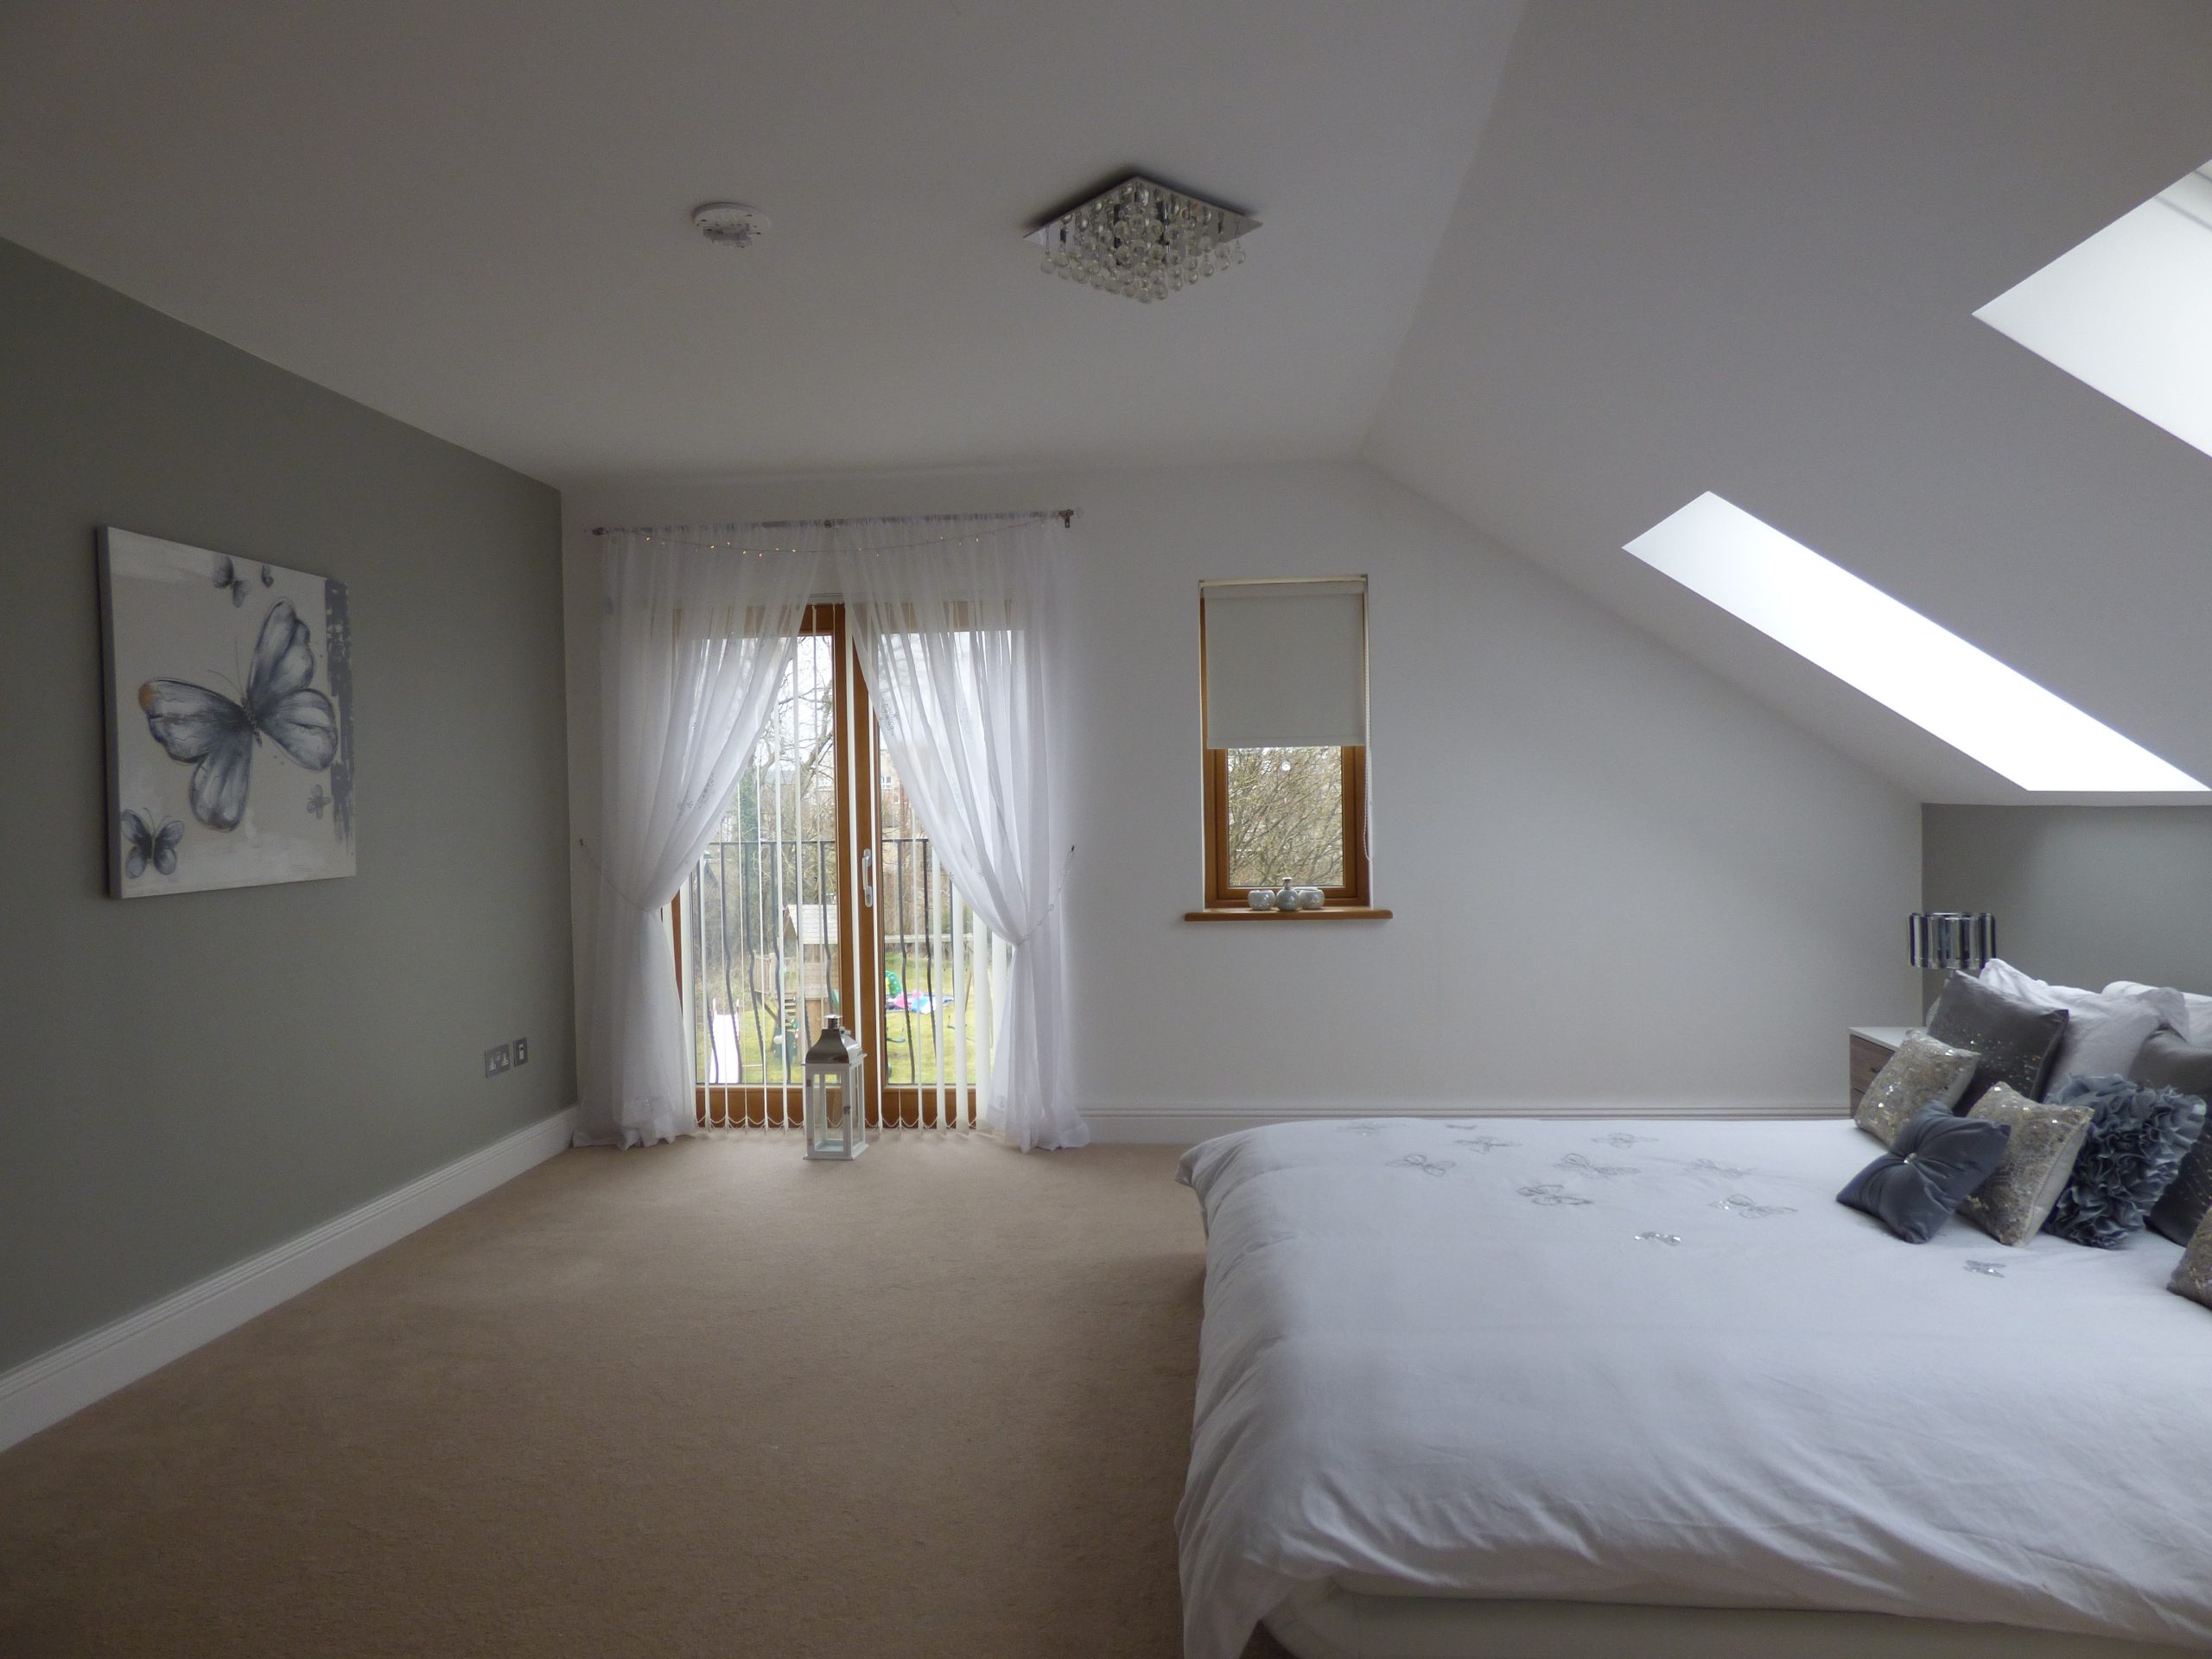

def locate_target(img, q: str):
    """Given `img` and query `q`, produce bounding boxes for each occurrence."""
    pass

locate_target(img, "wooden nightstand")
[1848,1026,1911,1112]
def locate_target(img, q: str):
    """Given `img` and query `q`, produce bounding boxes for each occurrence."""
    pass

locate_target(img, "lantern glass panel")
[803,1017,866,1160]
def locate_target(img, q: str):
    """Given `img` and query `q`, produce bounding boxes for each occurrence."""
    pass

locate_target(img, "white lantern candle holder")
[803,1016,867,1160]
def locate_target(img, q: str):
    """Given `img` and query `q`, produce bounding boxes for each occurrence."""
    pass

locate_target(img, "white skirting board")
[1077,1098,1845,1145]
[0,1106,578,1454]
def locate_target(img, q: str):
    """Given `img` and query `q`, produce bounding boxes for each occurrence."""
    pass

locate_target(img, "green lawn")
[696,967,986,1087]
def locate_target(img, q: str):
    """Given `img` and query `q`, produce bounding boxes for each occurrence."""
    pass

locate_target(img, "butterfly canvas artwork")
[99,528,355,897]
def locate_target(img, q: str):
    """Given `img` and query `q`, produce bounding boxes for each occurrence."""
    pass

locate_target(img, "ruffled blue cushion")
[2043,1073,2208,1249]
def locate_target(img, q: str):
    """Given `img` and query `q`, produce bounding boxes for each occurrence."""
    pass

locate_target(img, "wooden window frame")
[1193,587,1383,918]
[1201,744,1370,909]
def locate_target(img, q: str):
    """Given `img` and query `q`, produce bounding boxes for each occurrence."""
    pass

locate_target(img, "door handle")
[861,847,875,908]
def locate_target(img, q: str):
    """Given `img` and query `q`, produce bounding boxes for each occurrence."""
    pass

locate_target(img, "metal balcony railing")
[685,831,1001,1130]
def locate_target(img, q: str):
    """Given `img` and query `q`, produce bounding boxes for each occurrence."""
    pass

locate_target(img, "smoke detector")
[692,202,770,248]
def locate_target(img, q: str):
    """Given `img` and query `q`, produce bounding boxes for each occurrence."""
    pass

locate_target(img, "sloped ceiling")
[0,0,1519,484]
[1366,0,2212,804]
[9,0,2212,804]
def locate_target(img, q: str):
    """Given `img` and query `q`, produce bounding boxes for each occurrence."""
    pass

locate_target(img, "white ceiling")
[0,0,1521,486]
[1364,0,2212,804]
[11,0,2212,806]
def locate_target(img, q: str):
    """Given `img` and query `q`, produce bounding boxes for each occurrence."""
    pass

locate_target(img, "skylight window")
[1975,159,2212,457]
[1624,493,2204,792]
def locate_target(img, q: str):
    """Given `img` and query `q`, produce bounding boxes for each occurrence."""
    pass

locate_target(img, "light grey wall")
[563,460,1923,1130]
[0,239,574,1374]
[1923,805,2212,997]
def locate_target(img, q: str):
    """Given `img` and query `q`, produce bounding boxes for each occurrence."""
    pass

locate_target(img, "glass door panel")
[871,729,1001,1129]
[677,601,1003,1133]
[683,607,854,1128]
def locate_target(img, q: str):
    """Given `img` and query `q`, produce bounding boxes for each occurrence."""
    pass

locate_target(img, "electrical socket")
[484,1043,511,1077]
[512,1037,529,1066]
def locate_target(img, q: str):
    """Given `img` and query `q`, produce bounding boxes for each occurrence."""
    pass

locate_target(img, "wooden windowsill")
[1183,906,1393,922]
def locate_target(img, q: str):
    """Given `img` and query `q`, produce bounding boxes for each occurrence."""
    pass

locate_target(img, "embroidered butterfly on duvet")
[138,598,337,830]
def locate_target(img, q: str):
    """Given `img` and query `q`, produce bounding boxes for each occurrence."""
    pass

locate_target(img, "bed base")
[1264,1579,2209,1659]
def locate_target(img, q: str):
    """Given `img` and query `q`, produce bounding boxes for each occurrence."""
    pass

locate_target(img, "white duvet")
[1176,1118,2212,1659]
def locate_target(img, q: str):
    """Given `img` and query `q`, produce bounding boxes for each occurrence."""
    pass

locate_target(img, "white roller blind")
[1202,578,1367,749]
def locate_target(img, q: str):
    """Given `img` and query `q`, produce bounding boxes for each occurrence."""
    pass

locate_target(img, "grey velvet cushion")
[2173,1211,2212,1313]
[1958,1084,2094,1247]
[1926,971,2069,1109]
[1838,1103,2012,1243]
[2131,1029,2212,1247]
[1854,1032,1980,1147]
[2041,1074,2208,1249]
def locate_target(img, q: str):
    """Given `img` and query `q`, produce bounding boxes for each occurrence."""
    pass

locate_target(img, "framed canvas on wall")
[98,527,355,897]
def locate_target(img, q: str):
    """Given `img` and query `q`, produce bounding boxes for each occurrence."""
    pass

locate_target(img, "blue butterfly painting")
[138,598,337,831]
[120,810,183,877]
[212,555,249,607]
[210,556,273,605]
[101,529,355,898]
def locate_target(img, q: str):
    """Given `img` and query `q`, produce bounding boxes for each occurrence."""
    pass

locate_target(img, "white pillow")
[2104,980,2211,1046]
[1977,960,2164,1095]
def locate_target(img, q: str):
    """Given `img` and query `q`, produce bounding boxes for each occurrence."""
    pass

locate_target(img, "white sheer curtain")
[579,529,817,1147]
[835,516,1088,1151]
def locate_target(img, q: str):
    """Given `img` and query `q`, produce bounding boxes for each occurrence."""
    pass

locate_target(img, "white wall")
[563,459,1921,1139]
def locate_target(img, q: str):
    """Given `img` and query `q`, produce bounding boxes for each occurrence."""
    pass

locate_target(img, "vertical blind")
[1201,577,1368,749]
[872,760,1007,1133]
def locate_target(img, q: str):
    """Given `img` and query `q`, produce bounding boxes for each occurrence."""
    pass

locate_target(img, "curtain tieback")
[1007,842,1075,948]
[575,836,667,918]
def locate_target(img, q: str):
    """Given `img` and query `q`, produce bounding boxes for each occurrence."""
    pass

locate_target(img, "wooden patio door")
[676,606,990,1129]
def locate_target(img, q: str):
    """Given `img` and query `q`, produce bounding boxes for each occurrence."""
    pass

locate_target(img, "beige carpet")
[0,1134,1287,1658]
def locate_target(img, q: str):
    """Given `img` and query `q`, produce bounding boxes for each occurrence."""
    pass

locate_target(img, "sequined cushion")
[1838,1103,2012,1243]
[1977,960,2164,1091]
[2171,1211,2212,1313]
[2043,1074,2208,1249]
[1854,1032,1982,1147]
[2131,1030,2212,1248]
[1958,1084,2094,1248]
[1926,971,2070,1109]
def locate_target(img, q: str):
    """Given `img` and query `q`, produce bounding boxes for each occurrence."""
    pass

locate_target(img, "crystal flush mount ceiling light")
[1027,175,1257,302]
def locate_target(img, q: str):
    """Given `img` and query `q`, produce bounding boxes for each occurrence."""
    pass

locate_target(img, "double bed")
[1176,1117,2212,1659]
